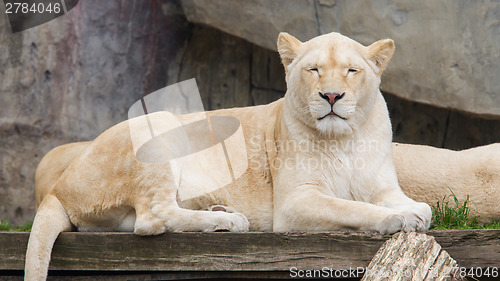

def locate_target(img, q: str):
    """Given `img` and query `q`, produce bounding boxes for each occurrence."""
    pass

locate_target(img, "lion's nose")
[319,92,344,105]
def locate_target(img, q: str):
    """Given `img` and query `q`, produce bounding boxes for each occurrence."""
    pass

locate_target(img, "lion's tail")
[25,194,72,281]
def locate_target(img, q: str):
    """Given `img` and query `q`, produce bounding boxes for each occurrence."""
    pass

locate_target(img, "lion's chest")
[313,147,380,201]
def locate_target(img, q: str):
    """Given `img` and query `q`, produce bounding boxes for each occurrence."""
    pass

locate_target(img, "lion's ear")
[367,39,395,75]
[277,32,302,70]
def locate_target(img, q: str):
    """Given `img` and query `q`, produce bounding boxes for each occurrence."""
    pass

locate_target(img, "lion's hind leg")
[163,207,250,232]
[134,205,249,234]
[133,191,249,234]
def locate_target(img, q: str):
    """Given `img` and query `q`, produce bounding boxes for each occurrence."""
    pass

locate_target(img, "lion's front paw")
[402,202,432,231]
[374,213,405,234]
[375,203,432,234]
[204,212,250,232]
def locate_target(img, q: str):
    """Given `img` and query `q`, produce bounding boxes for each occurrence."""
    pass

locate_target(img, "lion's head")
[277,32,395,137]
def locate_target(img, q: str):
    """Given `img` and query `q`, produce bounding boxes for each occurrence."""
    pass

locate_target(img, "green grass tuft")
[431,188,500,230]
[0,220,13,231]
[0,220,32,232]
[16,221,33,232]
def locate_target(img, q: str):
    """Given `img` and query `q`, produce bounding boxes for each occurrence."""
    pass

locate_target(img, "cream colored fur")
[393,142,500,223]
[36,142,500,224]
[26,32,442,280]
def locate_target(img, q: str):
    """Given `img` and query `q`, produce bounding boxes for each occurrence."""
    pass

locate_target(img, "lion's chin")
[315,116,353,137]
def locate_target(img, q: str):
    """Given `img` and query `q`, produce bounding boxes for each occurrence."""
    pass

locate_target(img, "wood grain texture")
[0,230,499,272]
[361,232,465,281]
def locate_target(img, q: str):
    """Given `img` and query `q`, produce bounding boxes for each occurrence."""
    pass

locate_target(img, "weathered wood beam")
[0,230,498,272]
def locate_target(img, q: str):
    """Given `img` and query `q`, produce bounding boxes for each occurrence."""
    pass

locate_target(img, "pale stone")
[181,0,319,50]
[182,0,500,117]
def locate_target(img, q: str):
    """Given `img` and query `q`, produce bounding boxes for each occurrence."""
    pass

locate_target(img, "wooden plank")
[0,230,499,272]
[428,230,500,269]
[0,231,386,271]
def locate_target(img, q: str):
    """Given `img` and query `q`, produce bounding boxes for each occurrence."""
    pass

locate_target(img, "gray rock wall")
[182,0,500,117]
[0,0,499,225]
[0,0,190,225]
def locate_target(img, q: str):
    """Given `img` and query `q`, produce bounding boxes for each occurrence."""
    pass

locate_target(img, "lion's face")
[278,32,395,137]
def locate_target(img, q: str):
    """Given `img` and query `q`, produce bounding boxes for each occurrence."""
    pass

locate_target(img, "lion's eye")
[308,67,319,73]
[348,68,359,74]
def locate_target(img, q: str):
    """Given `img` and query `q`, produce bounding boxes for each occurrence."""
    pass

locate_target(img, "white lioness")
[26,32,433,280]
